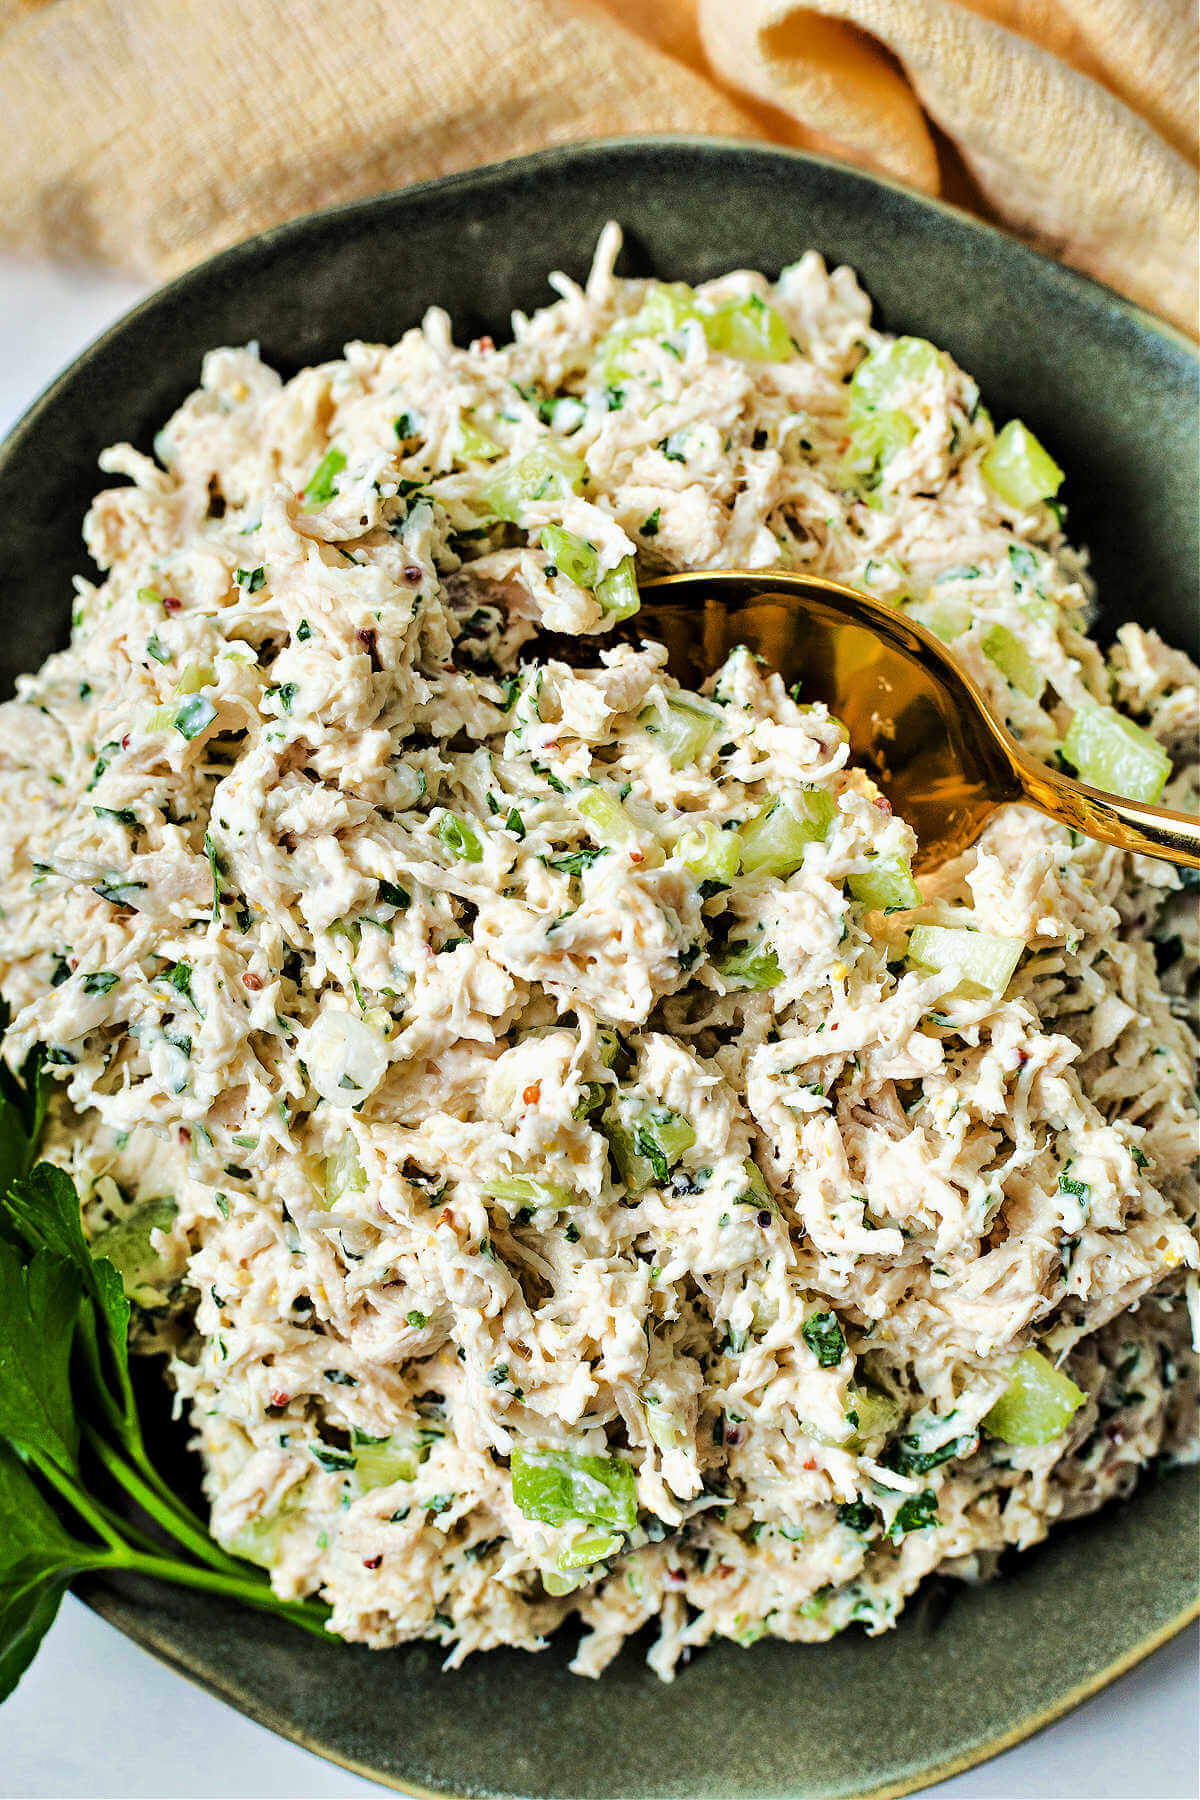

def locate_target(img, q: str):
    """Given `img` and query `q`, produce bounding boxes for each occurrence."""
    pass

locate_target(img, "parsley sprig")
[0,1003,331,1702]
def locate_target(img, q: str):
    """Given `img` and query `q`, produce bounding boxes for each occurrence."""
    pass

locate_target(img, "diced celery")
[510,1445,638,1531]
[603,1115,648,1192]
[485,1175,574,1211]
[982,624,1044,700]
[843,411,915,488]
[555,1528,623,1571]
[716,942,782,990]
[981,420,1064,509]
[641,1107,695,1169]
[542,1567,589,1597]
[844,1383,904,1449]
[907,924,1024,995]
[981,1347,1085,1446]
[849,338,939,417]
[674,820,741,885]
[540,525,599,588]
[639,695,720,768]
[324,1133,367,1206]
[596,1027,632,1072]
[1062,703,1171,803]
[438,812,483,861]
[596,285,699,379]
[636,282,698,334]
[595,555,640,620]
[644,1399,685,1452]
[456,420,502,461]
[739,793,836,877]
[228,1508,294,1568]
[912,600,971,643]
[353,1430,423,1489]
[575,785,637,847]
[175,662,215,696]
[702,295,794,361]
[481,446,586,523]
[604,1101,695,1191]
[91,1197,178,1306]
[848,856,921,912]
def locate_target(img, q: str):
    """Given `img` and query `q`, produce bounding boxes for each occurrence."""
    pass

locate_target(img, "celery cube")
[540,526,599,588]
[639,695,720,768]
[556,1529,623,1571]
[849,337,939,417]
[541,1567,588,1596]
[604,1102,695,1191]
[844,1383,904,1450]
[438,812,483,861]
[456,419,502,461]
[981,420,1064,509]
[595,555,641,620]
[174,662,215,696]
[595,284,697,382]
[982,1347,1085,1446]
[324,1134,367,1207]
[481,446,586,523]
[510,1445,637,1531]
[636,282,698,334]
[982,623,1044,699]
[575,785,637,847]
[1062,703,1171,802]
[847,856,921,912]
[907,924,1024,995]
[911,600,971,643]
[843,411,916,488]
[353,1430,424,1489]
[716,941,782,989]
[645,1406,685,1452]
[484,1175,573,1211]
[702,295,794,361]
[739,793,836,877]
[674,820,741,885]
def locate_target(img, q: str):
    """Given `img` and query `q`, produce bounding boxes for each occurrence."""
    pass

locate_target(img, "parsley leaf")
[801,1310,847,1368]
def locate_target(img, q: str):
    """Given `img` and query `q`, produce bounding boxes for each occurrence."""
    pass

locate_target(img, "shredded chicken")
[0,225,1195,1679]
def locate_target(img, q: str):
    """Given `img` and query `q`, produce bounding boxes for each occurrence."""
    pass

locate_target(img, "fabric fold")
[0,0,1194,329]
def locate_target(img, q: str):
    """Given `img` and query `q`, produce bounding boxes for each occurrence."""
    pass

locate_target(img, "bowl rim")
[78,1572,1200,1800]
[7,132,1197,1800]
[0,133,1194,482]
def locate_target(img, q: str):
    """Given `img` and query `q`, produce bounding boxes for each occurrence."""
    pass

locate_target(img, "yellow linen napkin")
[0,0,1194,329]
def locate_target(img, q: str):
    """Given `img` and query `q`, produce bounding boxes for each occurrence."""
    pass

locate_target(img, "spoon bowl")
[606,570,1200,871]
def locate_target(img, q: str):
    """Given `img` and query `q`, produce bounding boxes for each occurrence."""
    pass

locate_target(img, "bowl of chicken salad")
[0,139,1196,1800]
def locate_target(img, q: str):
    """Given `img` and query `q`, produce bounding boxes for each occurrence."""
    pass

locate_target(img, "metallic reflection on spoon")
[533,569,1200,872]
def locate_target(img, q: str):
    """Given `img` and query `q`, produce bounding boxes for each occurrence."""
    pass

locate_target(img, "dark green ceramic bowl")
[2,139,1196,1800]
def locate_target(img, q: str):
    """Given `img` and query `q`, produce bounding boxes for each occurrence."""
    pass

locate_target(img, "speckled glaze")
[3,139,1197,1800]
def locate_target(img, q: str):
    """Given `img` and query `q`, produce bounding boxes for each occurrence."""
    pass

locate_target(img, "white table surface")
[0,250,1194,1800]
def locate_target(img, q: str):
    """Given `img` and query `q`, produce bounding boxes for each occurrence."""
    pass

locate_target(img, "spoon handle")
[1013,752,1200,869]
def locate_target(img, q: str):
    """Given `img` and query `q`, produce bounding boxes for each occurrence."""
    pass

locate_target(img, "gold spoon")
[600,569,1199,873]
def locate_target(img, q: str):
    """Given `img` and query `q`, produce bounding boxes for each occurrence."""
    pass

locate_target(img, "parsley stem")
[79,1490,164,1557]
[30,1450,124,1553]
[82,1425,247,1578]
[90,1550,332,1637]
[76,1306,135,1438]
